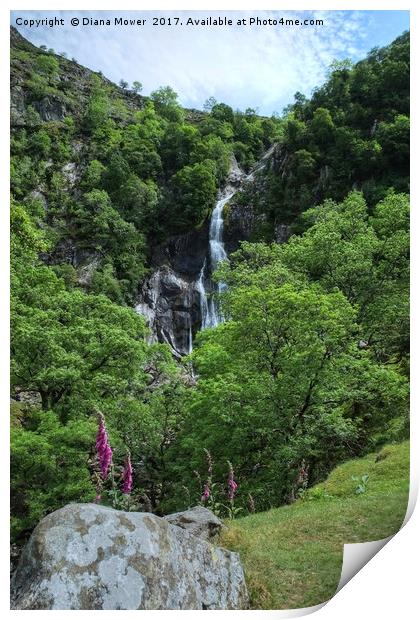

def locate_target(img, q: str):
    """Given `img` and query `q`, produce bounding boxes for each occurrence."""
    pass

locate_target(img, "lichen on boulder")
[11,503,248,610]
[163,505,224,541]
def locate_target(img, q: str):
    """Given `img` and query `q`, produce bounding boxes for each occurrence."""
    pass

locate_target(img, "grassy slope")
[220,441,409,610]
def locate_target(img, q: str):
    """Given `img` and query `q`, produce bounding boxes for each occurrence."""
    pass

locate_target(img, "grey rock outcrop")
[134,154,272,357]
[11,503,248,610]
[227,153,246,186]
[61,162,79,187]
[275,223,292,244]
[33,96,67,122]
[10,85,26,126]
[164,506,224,541]
[135,266,202,357]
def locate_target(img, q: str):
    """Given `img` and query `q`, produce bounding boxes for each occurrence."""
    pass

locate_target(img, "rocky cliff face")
[133,146,295,357]
[11,26,204,127]
[11,26,287,358]
[134,154,274,357]
[11,503,248,610]
[10,26,143,127]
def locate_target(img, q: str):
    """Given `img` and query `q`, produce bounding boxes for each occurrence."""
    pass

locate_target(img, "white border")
[1,1,418,618]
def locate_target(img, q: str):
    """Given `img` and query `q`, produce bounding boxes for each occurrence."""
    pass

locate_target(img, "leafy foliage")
[10,197,184,539]
[163,192,409,514]
[245,31,409,227]
[11,35,283,301]
[10,30,409,546]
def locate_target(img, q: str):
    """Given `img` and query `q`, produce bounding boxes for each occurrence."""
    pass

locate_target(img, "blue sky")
[11,10,409,115]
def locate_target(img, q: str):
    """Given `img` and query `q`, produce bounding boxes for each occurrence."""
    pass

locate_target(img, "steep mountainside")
[233,31,409,228]
[10,27,409,356]
[10,25,409,550]
[10,26,281,356]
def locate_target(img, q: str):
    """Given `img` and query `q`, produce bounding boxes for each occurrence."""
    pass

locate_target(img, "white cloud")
[11,10,403,114]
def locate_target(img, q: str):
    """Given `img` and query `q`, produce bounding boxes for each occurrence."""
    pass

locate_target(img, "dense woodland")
[11,29,409,542]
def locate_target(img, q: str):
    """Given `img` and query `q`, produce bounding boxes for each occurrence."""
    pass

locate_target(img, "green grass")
[220,441,410,610]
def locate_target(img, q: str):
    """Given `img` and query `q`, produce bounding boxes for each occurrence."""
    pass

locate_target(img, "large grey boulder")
[164,505,224,541]
[10,503,248,610]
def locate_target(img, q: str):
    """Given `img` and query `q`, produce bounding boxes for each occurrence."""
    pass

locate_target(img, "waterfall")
[136,148,275,356]
[187,325,193,354]
[209,192,233,270]
[196,261,209,327]
[135,145,275,359]
[196,191,235,329]
[370,119,378,136]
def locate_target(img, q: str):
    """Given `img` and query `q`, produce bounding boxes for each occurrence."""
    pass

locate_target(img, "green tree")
[102,151,130,193]
[160,123,200,175]
[151,85,178,107]
[132,80,143,94]
[170,160,217,228]
[35,54,59,78]
[116,175,159,230]
[211,102,234,124]
[281,191,409,363]
[85,83,110,130]
[311,107,335,145]
[284,116,308,151]
[191,135,231,182]
[11,271,151,416]
[151,86,183,122]
[167,276,406,512]
[11,411,96,541]
[377,114,409,169]
[81,159,106,191]
[28,129,51,158]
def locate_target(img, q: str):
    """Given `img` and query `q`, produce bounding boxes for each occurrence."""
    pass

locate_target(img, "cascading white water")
[196,261,209,327]
[197,191,235,329]
[136,148,275,356]
[209,192,233,270]
[187,325,193,354]
[195,147,274,335]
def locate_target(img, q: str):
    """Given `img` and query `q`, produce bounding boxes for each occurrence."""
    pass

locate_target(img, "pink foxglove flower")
[122,454,133,495]
[204,448,213,475]
[201,482,210,503]
[95,413,113,480]
[227,460,238,501]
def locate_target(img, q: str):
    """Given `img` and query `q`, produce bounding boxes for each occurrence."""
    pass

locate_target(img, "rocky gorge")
[134,146,283,357]
[10,27,288,359]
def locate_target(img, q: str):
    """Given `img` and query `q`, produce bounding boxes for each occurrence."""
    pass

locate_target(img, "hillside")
[10,25,283,355]
[237,31,409,227]
[11,21,409,566]
[221,441,410,609]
